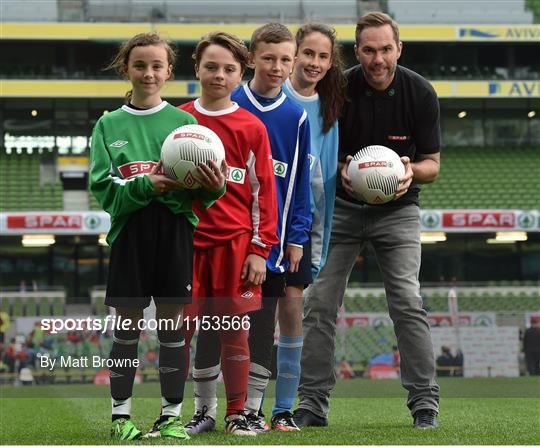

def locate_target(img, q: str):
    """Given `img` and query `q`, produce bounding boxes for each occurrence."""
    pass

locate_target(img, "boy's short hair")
[193,31,249,72]
[249,23,295,53]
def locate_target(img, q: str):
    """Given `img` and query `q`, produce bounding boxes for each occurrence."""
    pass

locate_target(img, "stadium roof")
[2,22,540,42]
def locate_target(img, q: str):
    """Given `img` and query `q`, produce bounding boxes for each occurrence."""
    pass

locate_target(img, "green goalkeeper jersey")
[89,101,225,245]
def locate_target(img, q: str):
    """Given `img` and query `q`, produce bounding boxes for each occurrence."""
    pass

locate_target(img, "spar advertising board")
[1,210,538,235]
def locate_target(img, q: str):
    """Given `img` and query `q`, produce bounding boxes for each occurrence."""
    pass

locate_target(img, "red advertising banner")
[442,211,515,228]
[420,210,539,232]
[7,214,82,230]
[1,210,538,235]
[0,212,109,235]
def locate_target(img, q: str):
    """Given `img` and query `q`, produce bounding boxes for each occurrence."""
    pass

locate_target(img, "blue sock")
[273,335,303,416]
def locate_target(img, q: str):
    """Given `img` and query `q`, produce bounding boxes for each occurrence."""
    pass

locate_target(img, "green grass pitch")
[1,377,539,444]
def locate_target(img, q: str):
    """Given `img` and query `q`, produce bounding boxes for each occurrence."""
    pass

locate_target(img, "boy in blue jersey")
[186,23,311,434]
[233,23,311,432]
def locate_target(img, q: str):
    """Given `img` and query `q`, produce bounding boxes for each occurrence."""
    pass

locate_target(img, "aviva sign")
[488,81,540,97]
[430,81,540,98]
[458,26,540,41]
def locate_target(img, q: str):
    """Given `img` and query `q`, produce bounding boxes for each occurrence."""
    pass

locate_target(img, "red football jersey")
[180,99,278,259]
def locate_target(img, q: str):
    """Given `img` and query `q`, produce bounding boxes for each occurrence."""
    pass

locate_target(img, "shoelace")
[230,414,250,430]
[187,406,209,427]
[246,413,265,427]
[276,415,291,425]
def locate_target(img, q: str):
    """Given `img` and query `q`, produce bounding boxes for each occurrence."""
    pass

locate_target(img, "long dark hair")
[105,32,176,104]
[295,23,347,133]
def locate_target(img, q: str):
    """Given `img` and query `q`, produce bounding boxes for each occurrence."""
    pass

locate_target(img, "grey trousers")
[298,197,440,418]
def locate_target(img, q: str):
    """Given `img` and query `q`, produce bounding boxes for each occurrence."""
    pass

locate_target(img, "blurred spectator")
[0,310,9,345]
[17,345,29,372]
[338,357,355,379]
[523,317,540,376]
[436,346,454,376]
[5,338,17,373]
[25,341,37,370]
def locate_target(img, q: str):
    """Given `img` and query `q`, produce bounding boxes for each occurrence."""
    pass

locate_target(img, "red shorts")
[184,232,262,319]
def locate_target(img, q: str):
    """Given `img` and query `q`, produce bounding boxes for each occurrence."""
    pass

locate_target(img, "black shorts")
[285,238,313,288]
[105,201,194,309]
[262,270,286,300]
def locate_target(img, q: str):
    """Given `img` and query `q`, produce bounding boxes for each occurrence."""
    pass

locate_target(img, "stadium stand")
[2,146,538,212]
[90,287,107,316]
[0,291,66,317]
[420,146,540,210]
[388,0,534,24]
[344,287,540,312]
[0,153,63,211]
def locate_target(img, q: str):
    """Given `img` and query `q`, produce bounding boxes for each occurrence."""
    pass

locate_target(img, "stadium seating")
[0,292,66,317]
[3,147,537,212]
[0,153,63,211]
[420,147,540,210]
[344,287,540,312]
[90,287,108,315]
[88,192,101,211]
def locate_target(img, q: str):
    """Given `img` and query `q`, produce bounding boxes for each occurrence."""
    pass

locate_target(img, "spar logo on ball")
[173,132,206,141]
[358,161,391,169]
[161,124,225,189]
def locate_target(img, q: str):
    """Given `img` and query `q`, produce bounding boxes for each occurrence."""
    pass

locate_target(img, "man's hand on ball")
[394,156,413,199]
[241,253,266,287]
[197,159,227,192]
[341,155,356,197]
[148,161,184,194]
[394,156,413,200]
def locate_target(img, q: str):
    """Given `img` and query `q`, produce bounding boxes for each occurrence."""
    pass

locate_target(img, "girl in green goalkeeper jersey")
[89,32,226,441]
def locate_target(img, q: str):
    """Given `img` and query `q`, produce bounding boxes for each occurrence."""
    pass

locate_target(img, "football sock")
[248,297,278,370]
[245,362,271,414]
[220,327,249,416]
[111,397,132,421]
[157,329,186,408]
[193,328,221,418]
[109,327,140,420]
[194,328,221,368]
[273,335,303,416]
[192,364,220,420]
[161,397,181,418]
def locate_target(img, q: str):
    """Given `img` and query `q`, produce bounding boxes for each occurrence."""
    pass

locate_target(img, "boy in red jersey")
[149,31,278,437]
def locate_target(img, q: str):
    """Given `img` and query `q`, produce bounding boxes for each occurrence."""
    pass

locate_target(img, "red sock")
[219,326,249,416]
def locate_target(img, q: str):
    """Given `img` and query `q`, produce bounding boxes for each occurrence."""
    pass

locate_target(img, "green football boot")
[111,418,142,440]
[157,416,191,440]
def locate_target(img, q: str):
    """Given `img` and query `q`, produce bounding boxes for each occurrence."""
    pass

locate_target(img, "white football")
[347,145,405,204]
[161,124,225,189]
